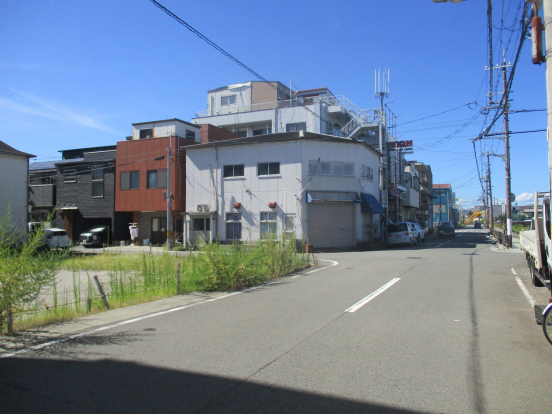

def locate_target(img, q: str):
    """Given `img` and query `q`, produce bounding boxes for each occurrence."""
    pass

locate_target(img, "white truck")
[519,191,552,289]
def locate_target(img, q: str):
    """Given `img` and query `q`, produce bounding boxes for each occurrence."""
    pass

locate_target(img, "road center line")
[345,278,401,313]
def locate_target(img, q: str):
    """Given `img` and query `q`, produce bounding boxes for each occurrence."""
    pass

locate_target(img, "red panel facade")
[115,136,195,213]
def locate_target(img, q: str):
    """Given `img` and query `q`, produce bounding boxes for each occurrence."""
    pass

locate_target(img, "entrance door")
[191,217,211,244]
[151,217,167,245]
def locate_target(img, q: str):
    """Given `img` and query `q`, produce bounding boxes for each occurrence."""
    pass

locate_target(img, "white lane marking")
[511,268,518,276]
[345,278,401,313]
[515,276,536,307]
[0,259,339,359]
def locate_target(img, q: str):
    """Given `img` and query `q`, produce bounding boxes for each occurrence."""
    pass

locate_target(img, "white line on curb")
[0,259,339,359]
[345,278,401,313]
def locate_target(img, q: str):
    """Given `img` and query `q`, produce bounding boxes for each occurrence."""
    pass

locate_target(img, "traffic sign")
[390,188,399,197]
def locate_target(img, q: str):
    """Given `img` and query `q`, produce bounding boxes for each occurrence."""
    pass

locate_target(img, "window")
[186,129,196,140]
[120,171,139,190]
[223,164,244,178]
[308,160,320,175]
[235,130,247,138]
[331,162,343,176]
[261,212,277,237]
[343,162,354,177]
[221,95,237,106]
[147,169,167,189]
[320,161,331,175]
[286,122,306,132]
[63,169,76,183]
[139,128,153,139]
[253,128,271,136]
[257,162,280,176]
[226,213,241,240]
[362,165,374,181]
[91,166,104,198]
[284,214,294,233]
[193,218,210,231]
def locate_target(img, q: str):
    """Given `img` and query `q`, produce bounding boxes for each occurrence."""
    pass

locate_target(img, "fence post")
[86,297,92,313]
[176,262,181,295]
[93,276,110,310]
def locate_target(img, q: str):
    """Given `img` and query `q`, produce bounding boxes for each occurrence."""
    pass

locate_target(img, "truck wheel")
[530,261,544,287]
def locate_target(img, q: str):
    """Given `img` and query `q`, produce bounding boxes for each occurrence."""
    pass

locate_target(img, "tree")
[0,209,64,334]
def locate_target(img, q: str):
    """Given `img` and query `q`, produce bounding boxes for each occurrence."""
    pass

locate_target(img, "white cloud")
[0,89,122,136]
[515,192,534,203]
[457,197,474,206]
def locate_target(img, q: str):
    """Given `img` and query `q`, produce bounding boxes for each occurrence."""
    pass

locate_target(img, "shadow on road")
[1,356,438,414]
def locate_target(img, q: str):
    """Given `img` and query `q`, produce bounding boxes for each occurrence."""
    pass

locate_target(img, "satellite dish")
[401,172,411,181]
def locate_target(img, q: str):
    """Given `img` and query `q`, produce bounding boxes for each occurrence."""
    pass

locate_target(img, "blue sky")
[0,0,547,208]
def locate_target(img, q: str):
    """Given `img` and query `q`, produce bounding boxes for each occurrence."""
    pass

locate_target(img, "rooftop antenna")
[375,68,390,106]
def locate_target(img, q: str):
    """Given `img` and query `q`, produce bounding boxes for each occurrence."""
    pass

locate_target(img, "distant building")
[432,183,458,227]
[0,140,35,238]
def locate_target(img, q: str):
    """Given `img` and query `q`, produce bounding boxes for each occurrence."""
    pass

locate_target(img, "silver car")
[387,222,418,247]
[41,228,72,249]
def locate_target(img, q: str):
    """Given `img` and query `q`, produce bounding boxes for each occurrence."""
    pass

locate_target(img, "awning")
[307,191,360,203]
[360,192,384,214]
[57,203,78,210]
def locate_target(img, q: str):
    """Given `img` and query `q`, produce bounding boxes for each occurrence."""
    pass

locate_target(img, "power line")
[148,0,325,127]
[395,103,474,127]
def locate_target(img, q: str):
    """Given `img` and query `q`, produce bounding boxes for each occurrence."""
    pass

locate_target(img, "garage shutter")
[308,203,354,248]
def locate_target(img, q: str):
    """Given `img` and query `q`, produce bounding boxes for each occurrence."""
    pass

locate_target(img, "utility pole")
[376,69,390,237]
[166,134,172,250]
[502,54,512,245]
[487,153,494,230]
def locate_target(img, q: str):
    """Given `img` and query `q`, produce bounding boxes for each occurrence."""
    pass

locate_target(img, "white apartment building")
[192,82,384,143]
[185,132,383,249]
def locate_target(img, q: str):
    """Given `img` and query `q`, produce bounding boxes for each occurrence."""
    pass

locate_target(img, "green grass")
[7,237,307,333]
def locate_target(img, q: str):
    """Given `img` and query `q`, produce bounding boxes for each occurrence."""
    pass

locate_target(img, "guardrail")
[491,228,512,248]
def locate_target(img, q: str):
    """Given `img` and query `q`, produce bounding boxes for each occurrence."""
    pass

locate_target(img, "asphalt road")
[2,228,551,413]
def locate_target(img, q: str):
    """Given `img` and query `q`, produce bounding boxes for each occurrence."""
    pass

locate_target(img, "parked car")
[40,228,72,249]
[438,220,456,239]
[79,226,109,247]
[474,221,482,229]
[413,222,426,242]
[387,222,418,247]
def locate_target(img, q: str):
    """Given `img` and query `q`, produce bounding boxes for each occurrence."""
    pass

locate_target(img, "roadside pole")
[167,135,172,250]
[487,153,494,231]
[502,58,512,245]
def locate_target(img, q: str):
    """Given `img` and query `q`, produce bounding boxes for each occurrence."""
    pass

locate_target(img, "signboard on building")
[387,140,413,149]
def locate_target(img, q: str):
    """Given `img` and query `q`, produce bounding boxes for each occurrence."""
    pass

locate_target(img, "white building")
[185,131,383,249]
[0,141,35,239]
[192,82,382,142]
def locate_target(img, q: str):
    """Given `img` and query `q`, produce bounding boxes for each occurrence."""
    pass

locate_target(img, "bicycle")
[542,302,552,345]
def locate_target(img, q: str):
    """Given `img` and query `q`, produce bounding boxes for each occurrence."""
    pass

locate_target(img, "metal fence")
[491,228,512,248]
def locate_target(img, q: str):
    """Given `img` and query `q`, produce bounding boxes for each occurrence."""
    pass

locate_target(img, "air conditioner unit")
[196,204,210,212]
